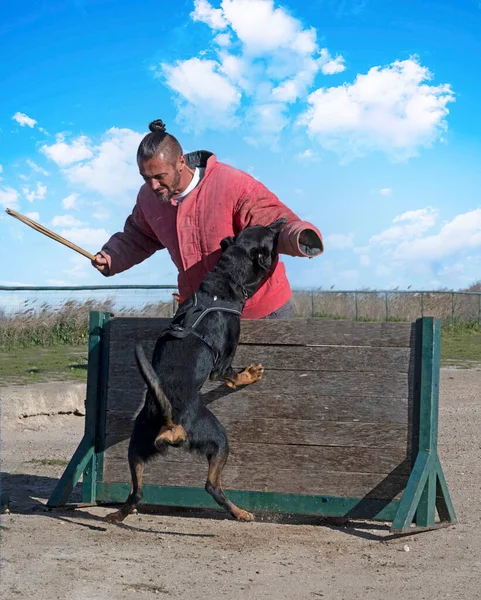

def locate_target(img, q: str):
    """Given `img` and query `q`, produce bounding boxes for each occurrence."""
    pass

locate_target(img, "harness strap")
[163,292,243,362]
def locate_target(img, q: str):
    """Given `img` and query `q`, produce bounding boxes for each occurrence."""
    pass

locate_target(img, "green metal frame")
[48,312,456,532]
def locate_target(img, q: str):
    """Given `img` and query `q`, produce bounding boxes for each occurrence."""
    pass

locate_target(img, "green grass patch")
[441,321,481,366]
[0,345,88,386]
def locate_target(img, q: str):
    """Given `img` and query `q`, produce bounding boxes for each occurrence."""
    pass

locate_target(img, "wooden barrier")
[49,312,456,532]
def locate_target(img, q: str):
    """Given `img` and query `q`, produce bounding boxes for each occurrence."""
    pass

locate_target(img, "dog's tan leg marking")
[105,460,144,523]
[205,455,254,522]
[156,423,187,445]
[225,364,264,389]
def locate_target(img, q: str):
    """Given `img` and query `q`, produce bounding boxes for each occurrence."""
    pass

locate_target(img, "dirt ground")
[1,368,480,600]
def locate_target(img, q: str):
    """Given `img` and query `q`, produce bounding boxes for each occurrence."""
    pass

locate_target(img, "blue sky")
[1,0,481,291]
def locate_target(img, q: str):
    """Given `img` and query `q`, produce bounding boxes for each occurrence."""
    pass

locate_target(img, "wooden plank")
[106,369,414,414]
[104,416,410,450]
[107,344,415,374]
[108,317,416,348]
[107,393,410,425]
[96,483,403,521]
[103,438,410,475]
[101,455,408,498]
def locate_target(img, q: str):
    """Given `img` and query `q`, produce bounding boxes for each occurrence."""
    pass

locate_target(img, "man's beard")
[155,170,181,202]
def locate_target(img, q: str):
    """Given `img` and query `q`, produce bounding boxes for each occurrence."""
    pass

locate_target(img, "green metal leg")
[47,437,94,507]
[416,469,437,527]
[391,451,431,532]
[391,451,456,532]
[435,456,457,524]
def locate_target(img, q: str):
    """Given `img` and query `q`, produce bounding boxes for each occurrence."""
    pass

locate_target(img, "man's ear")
[220,236,235,252]
[177,154,186,172]
[268,217,287,232]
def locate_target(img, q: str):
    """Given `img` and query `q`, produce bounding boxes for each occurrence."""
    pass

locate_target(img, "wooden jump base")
[48,312,456,533]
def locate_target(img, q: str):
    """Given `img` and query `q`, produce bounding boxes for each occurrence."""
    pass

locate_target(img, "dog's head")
[219,218,287,296]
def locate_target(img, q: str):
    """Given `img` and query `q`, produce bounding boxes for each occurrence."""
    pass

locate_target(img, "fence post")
[354,292,358,321]
[385,292,389,322]
[421,293,424,318]
[311,290,314,317]
[451,292,455,323]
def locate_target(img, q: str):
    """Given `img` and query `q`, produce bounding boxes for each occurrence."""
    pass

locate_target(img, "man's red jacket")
[100,152,323,319]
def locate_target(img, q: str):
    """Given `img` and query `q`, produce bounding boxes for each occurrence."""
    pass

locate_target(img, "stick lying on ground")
[5,208,96,261]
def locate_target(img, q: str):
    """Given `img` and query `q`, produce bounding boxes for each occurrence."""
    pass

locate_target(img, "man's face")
[139,154,183,202]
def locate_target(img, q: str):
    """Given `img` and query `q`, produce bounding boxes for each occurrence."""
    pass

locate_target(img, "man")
[92,119,323,319]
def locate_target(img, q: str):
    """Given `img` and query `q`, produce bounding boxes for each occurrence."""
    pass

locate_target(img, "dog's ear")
[220,236,235,252]
[251,247,271,271]
[268,218,287,233]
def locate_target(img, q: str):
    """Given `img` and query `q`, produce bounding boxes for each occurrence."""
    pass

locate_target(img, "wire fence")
[1,286,481,323]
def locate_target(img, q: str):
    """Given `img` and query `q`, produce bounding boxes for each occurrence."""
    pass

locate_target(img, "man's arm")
[233,180,323,258]
[92,203,164,277]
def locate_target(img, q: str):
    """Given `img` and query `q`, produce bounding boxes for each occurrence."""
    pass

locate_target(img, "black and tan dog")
[105,218,287,524]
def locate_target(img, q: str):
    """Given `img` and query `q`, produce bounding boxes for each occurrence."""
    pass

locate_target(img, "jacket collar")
[184,150,215,170]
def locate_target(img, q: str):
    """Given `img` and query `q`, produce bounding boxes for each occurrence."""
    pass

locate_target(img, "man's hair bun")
[148,119,166,133]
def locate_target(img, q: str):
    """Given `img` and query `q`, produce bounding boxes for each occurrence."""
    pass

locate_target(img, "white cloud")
[159,0,346,133]
[21,182,47,202]
[0,187,20,208]
[394,208,481,262]
[214,32,232,46]
[370,208,438,246]
[221,0,316,55]
[354,207,481,289]
[318,48,346,75]
[25,212,40,221]
[26,159,50,176]
[325,232,355,249]
[62,128,143,201]
[61,255,92,282]
[58,227,110,248]
[299,57,455,161]
[296,148,320,161]
[12,112,37,128]
[52,215,84,227]
[62,193,79,210]
[40,133,93,166]
[18,174,28,181]
[161,57,241,129]
[191,0,228,29]
[379,188,392,196]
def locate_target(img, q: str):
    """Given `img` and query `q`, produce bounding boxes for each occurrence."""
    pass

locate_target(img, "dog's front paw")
[245,364,264,383]
[226,364,264,388]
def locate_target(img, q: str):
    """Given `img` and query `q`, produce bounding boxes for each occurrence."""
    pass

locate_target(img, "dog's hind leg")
[205,453,254,522]
[105,452,144,523]
[223,364,264,389]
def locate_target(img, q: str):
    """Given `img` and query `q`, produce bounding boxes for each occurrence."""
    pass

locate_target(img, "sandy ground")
[1,368,480,600]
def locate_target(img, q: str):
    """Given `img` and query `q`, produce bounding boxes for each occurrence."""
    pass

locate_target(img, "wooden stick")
[5,207,96,261]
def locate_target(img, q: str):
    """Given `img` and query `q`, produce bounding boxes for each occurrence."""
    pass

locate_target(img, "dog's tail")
[134,343,172,423]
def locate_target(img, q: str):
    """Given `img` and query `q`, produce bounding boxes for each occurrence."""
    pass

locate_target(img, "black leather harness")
[163,292,245,362]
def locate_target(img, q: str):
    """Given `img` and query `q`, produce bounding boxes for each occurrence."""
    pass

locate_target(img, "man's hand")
[299,229,323,257]
[91,253,110,275]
